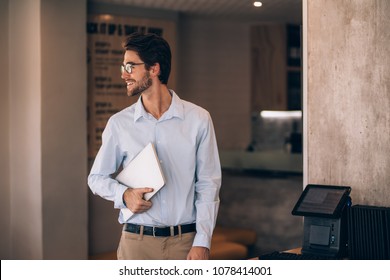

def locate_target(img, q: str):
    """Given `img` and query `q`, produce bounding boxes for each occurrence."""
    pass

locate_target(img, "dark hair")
[123,32,171,85]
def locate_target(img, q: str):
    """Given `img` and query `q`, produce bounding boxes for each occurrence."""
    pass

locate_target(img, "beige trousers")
[117,229,195,260]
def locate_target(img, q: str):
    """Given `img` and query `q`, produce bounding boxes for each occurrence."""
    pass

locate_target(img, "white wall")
[1,0,88,259]
[9,0,43,259]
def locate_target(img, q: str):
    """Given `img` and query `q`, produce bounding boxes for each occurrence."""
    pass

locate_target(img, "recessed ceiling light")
[253,1,263,8]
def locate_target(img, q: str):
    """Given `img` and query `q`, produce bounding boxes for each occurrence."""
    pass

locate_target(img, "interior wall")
[177,16,252,150]
[0,0,11,259]
[307,0,390,206]
[40,0,88,259]
[2,0,88,259]
[9,0,43,259]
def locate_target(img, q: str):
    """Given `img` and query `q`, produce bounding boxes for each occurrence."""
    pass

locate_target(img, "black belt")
[124,223,196,237]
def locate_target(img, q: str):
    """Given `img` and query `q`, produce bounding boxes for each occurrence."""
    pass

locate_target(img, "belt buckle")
[152,226,157,237]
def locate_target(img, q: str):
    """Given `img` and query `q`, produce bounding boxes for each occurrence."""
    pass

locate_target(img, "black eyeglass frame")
[120,62,145,74]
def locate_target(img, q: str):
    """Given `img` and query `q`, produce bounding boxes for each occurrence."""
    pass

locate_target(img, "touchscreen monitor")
[292,184,351,218]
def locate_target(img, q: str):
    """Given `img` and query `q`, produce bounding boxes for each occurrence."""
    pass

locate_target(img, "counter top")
[219,150,303,174]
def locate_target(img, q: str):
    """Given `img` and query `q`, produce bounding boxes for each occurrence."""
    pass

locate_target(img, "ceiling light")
[253,1,263,7]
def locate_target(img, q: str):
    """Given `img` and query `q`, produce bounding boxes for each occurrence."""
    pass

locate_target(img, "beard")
[127,71,153,97]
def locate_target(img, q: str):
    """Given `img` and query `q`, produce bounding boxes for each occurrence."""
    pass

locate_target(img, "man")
[88,32,222,260]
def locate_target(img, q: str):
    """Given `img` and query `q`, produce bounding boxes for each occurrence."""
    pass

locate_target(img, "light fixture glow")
[260,110,302,119]
[253,1,263,7]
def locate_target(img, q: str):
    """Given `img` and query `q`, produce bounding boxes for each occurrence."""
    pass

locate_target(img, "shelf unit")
[286,24,302,110]
[250,24,302,111]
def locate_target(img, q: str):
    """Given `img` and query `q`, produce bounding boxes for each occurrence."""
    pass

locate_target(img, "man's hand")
[186,246,210,260]
[123,187,154,213]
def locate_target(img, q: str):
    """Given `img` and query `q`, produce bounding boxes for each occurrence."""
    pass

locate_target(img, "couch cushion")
[212,226,257,246]
[210,241,248,260]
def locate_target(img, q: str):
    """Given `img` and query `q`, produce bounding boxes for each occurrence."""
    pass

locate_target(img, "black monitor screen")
[292,184,351,218]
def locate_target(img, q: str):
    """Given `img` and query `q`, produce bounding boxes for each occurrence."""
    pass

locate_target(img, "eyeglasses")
[120,62,145,74]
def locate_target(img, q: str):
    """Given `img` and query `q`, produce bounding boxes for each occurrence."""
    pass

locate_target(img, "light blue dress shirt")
[88,90,222,248]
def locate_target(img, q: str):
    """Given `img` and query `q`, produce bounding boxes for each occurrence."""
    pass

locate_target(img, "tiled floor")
[217,170,304,257]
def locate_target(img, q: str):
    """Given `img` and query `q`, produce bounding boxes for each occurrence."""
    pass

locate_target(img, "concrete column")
[306,0,390,205]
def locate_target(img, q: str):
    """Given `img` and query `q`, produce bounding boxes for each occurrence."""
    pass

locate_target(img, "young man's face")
[121,50,152,97]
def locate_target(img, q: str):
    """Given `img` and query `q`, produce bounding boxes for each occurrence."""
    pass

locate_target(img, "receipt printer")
[292,184,351,258]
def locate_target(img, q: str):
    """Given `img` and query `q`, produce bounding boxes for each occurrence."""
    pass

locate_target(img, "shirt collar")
[134,89,184,122]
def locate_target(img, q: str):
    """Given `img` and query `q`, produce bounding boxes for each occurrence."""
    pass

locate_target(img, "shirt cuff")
[192,232,211,249]
[115,184,129,209]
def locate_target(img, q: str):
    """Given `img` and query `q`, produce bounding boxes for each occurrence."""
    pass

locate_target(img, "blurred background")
[3,0,390,261]
[86,0,304,258]
[2,0,304,259]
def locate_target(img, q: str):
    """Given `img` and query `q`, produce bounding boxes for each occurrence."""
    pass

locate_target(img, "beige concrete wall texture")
[307,0,390,206]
